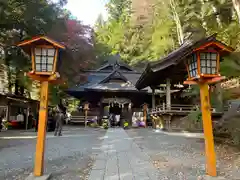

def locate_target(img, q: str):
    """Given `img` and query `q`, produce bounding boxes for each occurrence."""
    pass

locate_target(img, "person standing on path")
[0,110,5,131]
[54,101,66,136]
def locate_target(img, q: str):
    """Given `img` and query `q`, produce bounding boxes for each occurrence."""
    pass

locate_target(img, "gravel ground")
[126,128,240,180]
[0,126,106,180]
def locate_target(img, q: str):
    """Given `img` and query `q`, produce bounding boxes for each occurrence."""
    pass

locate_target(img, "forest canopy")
[2,0,240,105]
[94,0,240,69]
[0,0,95,105]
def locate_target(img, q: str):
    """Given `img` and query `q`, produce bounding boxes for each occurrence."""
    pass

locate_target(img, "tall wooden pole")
[166,78,171,110]
[34,81,49,176]
[143,104,148,127]
[151,87,156,109]
[84,109,88,128]
[199,82,217,177]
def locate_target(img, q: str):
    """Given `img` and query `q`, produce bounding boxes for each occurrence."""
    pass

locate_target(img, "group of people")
[104,103,121,127]
[0,101,67,137]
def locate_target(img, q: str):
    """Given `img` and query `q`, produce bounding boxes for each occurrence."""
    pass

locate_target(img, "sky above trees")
[65,0,109,26]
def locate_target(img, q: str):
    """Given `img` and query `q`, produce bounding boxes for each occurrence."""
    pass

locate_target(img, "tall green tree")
[0,0,96,105]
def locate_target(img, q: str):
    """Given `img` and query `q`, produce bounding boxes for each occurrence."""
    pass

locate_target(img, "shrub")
[183,110,203,131]
[90,122,99,128]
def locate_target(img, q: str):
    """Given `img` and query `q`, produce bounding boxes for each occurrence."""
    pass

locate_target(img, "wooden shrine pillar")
[128,103,133,127]
[143,103,148,127]
[166,78,171,110]
[84,103,89,128]
[25,107,30,130]
[151,87,156,109]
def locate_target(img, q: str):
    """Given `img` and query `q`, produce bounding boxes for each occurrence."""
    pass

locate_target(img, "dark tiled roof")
[99,70,128,84]
[96,54,138,72]
[68,71,143,92]
[67,54,149,95]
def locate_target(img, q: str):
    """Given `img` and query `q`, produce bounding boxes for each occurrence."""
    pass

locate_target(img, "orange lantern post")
[184,41,233,176]
[17,36,65,177]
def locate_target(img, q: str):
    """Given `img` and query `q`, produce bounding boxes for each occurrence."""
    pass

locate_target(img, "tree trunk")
[14,78,19,95]
[232,0,240,24]
[215,83,223,111]
[19,86,24,96]
[170,0,184,45]
[203,0,222,27]
[4,49,12,94]
[26,90,31,99]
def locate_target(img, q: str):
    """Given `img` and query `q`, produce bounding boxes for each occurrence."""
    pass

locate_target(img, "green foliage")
[94,0,177,65]
[0,0,95,103]
[188,109,202,124]
[94,0,240,71]
[67,98,80,113]
[182,85,200,98]
[49,85,61,106]
[102,121,109,129]
[90,122,99,128]
[221,52,240,78]
[0,0,66,97]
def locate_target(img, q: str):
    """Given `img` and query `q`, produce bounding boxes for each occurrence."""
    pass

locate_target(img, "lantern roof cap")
[17,36,66,49]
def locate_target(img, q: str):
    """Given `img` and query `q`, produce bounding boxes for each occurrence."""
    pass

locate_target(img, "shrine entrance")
[101,97,132,127]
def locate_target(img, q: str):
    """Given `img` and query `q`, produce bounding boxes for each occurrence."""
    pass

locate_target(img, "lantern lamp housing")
[186,47,220,80]
[33,46,57,74]
[17,36,65,76]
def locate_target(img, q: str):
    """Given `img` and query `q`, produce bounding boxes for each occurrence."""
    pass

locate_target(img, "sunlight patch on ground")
[153,129,204,138]
[98,136,108,140]
[0,134,93,140]
[0,136,37,139]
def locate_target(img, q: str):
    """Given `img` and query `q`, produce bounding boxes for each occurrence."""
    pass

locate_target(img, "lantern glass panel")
[200,52,217,75]
[202,67,206,74]
[188,53,198,78]
[34,47,56,73]
[35,48,41,56]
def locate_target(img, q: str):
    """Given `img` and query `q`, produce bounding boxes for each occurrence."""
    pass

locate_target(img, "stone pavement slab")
[88,128,159,180]
[198,175,226,180]
[25,173,51,180]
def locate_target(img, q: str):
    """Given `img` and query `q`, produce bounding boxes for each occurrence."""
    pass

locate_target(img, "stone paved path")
[126,129,240,180]
[0,127,106,180]
[88,128,159,180]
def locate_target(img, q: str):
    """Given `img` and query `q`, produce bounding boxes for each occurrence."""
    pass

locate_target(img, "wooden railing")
[70,108,100,125]
[150,104,226,114]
